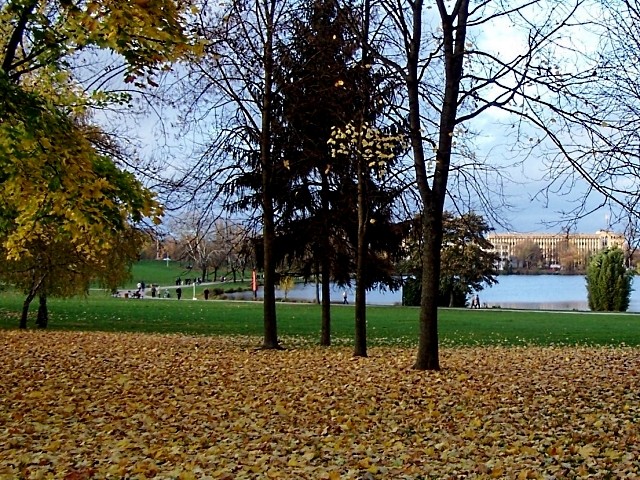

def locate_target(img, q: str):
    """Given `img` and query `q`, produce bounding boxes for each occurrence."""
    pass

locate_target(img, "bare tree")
[171,211,219,282]
[526,0,640,228]
[513,240,543,270]
[366,0,597,369]
[168,0,301,349]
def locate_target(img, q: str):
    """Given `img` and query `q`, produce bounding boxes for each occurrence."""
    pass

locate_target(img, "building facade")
[487,230,626,270]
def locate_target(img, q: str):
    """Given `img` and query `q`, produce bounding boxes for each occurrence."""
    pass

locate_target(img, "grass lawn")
[105,259,252,290]
[1,289,640,346]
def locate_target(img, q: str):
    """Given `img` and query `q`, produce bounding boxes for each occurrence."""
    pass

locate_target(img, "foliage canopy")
[0,0,199,327]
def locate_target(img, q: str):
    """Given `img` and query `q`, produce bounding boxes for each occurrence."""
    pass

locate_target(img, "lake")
[240,275,640,312]
[479,275,640,312]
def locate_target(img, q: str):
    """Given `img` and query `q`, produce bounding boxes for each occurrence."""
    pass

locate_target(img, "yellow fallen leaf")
[578,444,598,458]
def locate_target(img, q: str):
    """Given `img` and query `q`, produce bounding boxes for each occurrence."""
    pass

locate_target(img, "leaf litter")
[0,331,639,479]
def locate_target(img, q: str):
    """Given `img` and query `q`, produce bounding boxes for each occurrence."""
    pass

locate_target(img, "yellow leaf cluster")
[328,122,408,177]
[1,332,639,479]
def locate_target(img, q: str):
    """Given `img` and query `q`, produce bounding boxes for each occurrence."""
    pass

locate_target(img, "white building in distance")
[487,230,626,270]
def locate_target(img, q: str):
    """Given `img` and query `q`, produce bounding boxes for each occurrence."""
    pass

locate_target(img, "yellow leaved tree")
[0,0,201,327]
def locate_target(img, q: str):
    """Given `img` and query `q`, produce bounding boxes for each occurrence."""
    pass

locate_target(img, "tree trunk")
[262,181,279,347]
[353,127,368,358]
[411,0,468,370]
[320,173,332,346]
[353,0,371,358]
[414,216,442,370]
[36,293,48,329]
[19,291,37,329]
[320,256,331,346]
[260,0,280,350]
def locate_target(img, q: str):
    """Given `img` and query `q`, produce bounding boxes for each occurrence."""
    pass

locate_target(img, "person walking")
[176,287,182,300]
[343,291,348,304]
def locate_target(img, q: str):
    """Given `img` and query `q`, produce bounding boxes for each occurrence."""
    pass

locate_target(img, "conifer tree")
[273,0,405,350]
[586,248,632,312]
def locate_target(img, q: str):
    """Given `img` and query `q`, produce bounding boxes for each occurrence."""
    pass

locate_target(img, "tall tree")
[369,0,591,369]
[528,0,640,227]
[273,0,404,350]
[174,0,299,349]
[0,105,160,327]
[273,0,359,347]
[0,0,196,326]
[329,122,407,355]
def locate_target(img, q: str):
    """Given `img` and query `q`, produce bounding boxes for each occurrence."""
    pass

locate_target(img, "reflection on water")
[228,275,640,312]
[482,301,588,311]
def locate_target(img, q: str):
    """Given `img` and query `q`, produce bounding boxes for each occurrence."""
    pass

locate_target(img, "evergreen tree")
[273,0,357,346]
[586,248,632,312]
[273,0,403,348]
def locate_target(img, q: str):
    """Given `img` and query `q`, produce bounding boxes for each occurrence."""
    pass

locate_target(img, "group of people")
[470,294,482,309]
[116,281,210,301]
[175,277,203,286]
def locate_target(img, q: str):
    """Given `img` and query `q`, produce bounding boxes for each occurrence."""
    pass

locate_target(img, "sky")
[465,0,617,235]
[113,0,622,237]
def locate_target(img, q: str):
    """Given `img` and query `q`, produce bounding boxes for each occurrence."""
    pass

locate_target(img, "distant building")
[487,230,626,270]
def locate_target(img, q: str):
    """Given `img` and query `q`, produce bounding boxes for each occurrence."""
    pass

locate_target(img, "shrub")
[586,248,633,312]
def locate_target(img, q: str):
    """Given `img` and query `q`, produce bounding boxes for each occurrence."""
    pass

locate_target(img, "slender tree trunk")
[19,291,37,329]
[260,0,280,350]
[36,293,48,329]
[415,216,442,369]
[19,274,46,329]
[320,174,332,346]
[405,0,435,369]
[354,151,368,357]
[320,257,331,346]
[353,0,371,358]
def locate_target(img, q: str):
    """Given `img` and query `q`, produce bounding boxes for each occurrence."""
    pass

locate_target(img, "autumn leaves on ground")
[1,332,639,479]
